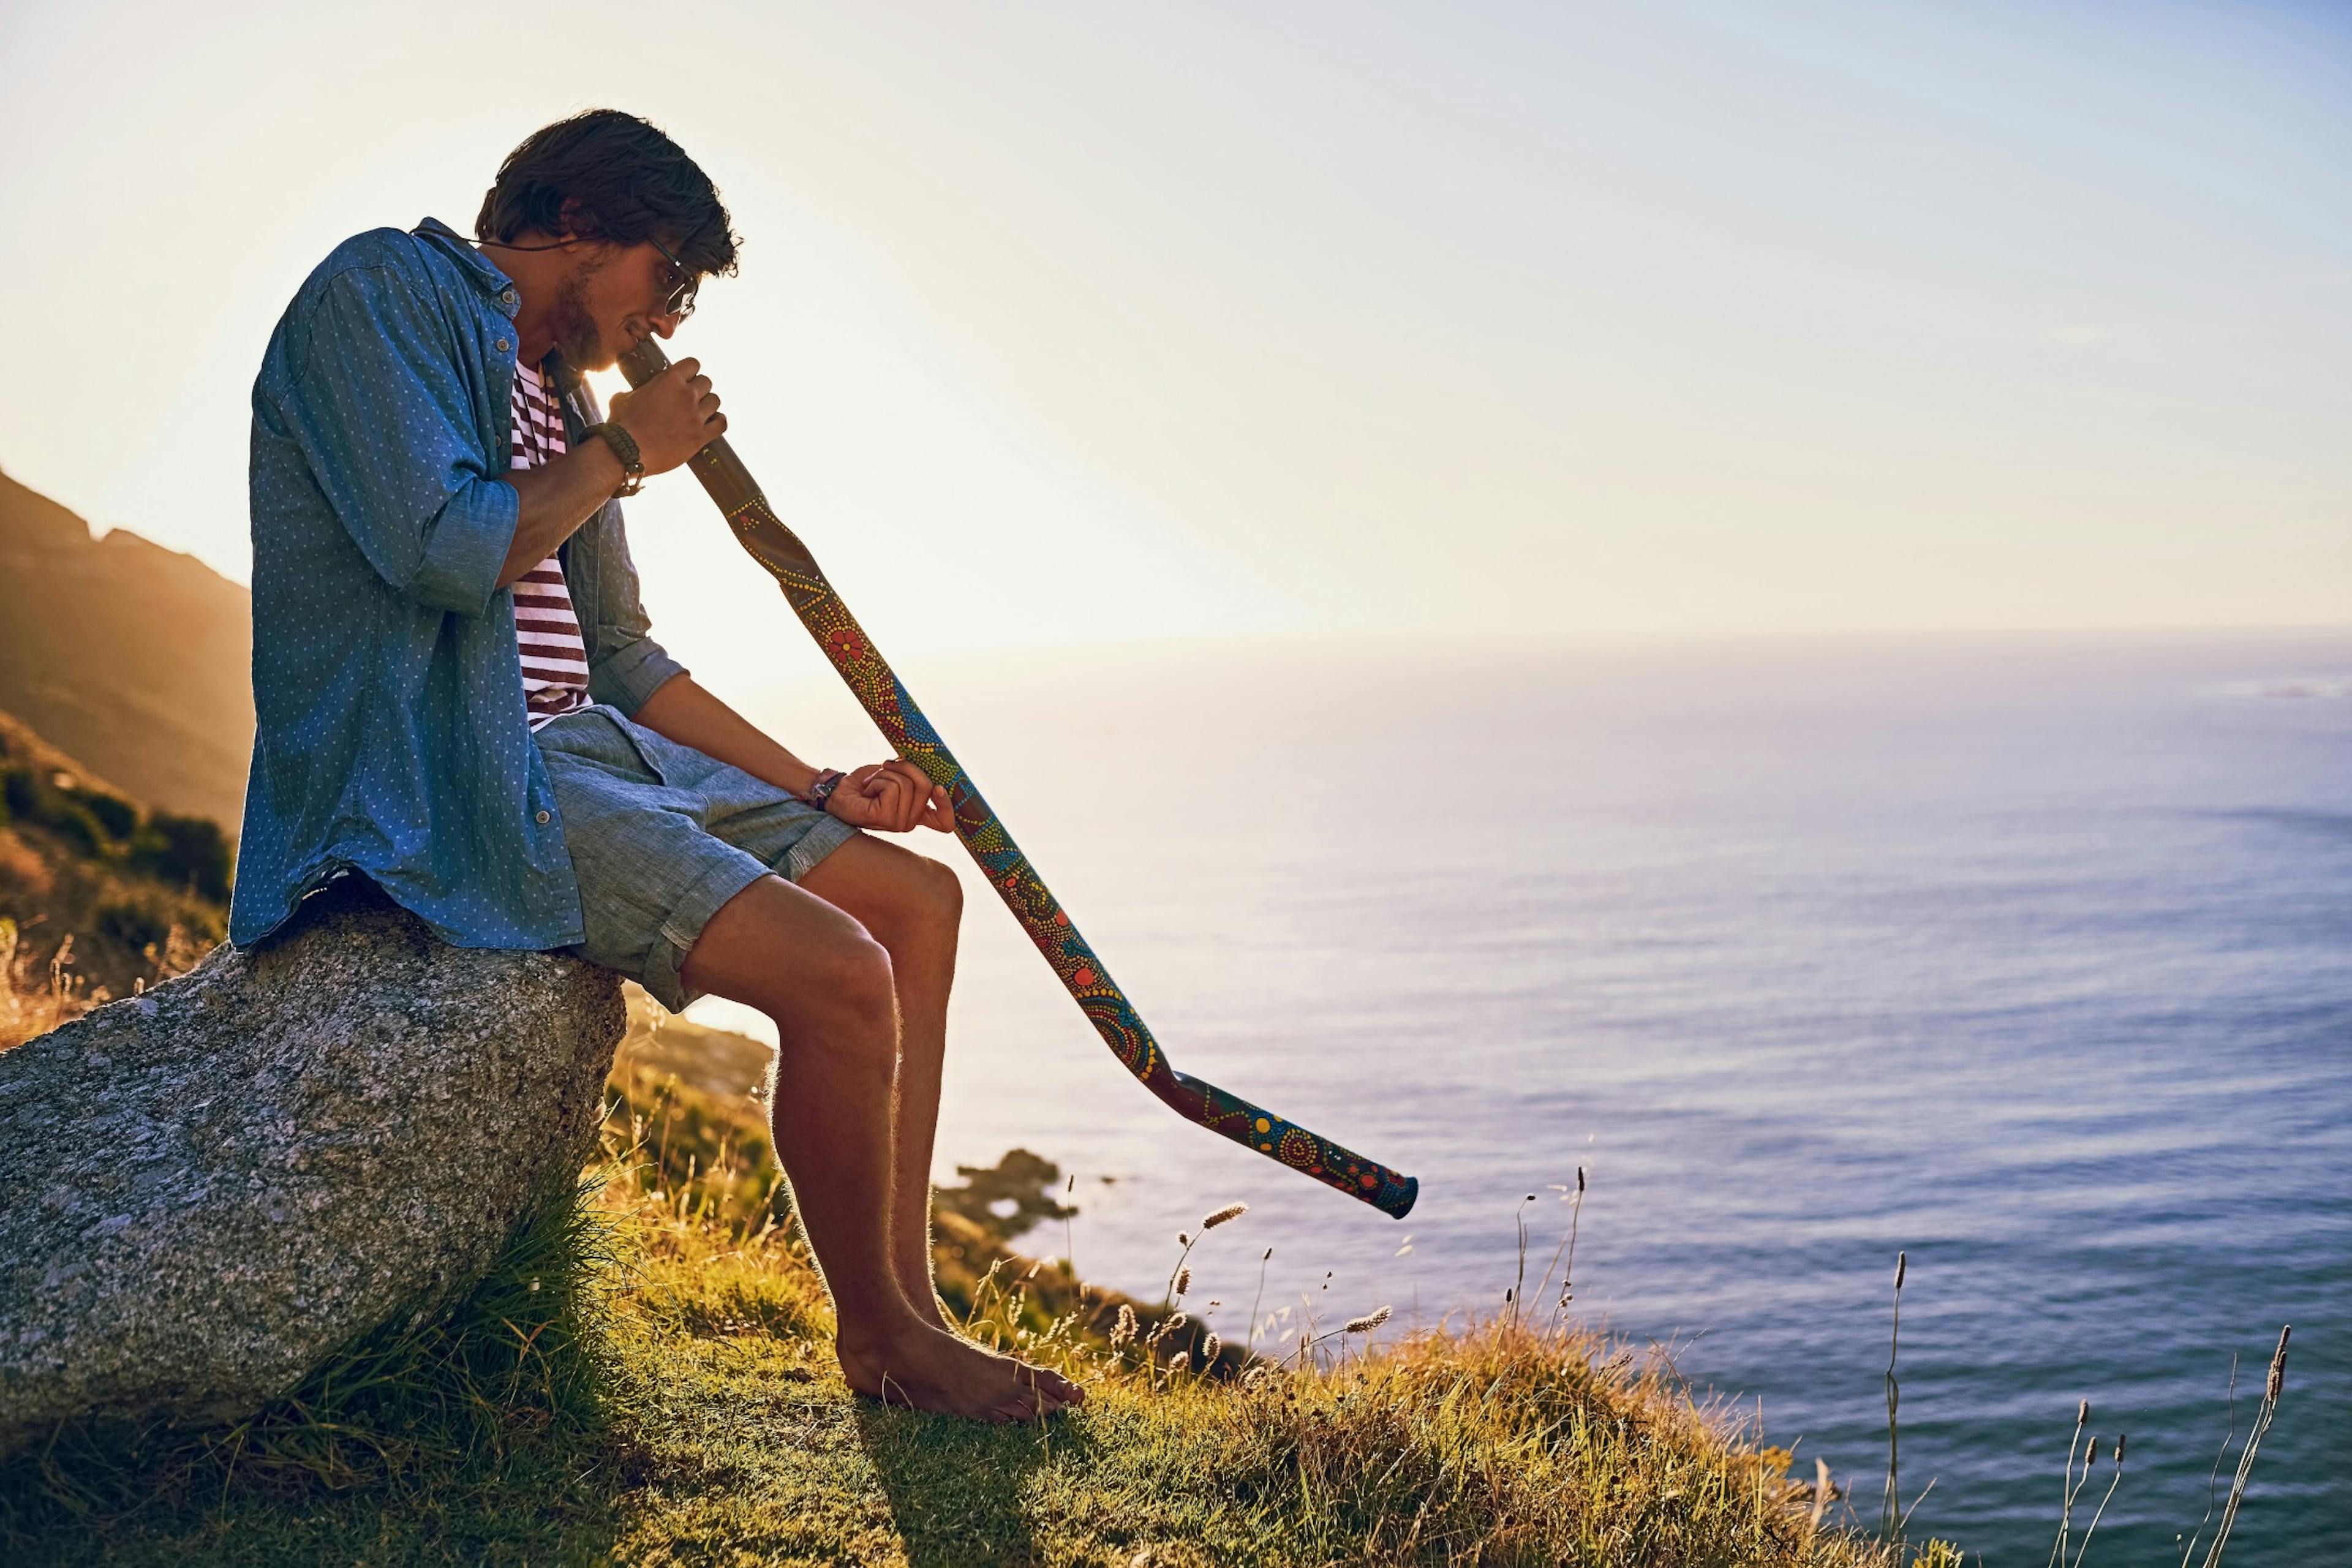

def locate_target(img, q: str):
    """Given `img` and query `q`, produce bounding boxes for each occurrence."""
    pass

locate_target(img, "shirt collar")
[412,216,519,317]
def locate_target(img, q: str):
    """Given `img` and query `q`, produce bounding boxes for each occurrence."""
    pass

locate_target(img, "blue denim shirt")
[230,216,688,951]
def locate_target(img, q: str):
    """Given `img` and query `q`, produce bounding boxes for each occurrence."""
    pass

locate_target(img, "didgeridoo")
[611,338,1416,1219]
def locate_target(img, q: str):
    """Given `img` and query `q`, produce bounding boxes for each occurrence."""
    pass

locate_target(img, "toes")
[1029,1384,1082,1416]
[1012,1362,1085,1402]
[990,1378,1080,1422]
[1020,1363,1077,1401]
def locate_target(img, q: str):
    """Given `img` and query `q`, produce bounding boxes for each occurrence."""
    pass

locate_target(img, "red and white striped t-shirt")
[509,359,591,731]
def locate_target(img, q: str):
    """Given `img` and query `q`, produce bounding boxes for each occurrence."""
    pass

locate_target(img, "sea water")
[715,630,2350,1564]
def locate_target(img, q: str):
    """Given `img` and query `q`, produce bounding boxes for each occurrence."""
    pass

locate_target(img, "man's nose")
[648,314,680,340]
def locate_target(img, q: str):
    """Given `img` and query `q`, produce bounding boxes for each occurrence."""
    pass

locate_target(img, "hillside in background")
[0,467,251,831]
[0,705,230,1025]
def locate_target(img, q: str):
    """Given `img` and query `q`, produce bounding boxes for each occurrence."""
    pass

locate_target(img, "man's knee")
[916,854,963,925]
[763,926,896,1040]
[859,850,962,950]
[815,929,899,1015]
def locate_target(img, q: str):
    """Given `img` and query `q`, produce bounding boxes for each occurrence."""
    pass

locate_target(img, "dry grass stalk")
[1248,1246,1273,1355]
[2073,1431,2125,1567]
[0,921,98,1052]
[1882,1250,1905,1542]
[2198,1326,2290,1568]
[1536,1165,1587,1321]
[1510,1193,1537,1329]
[2049,1399,2092,1568]
[1161,1200,1249,1312]
[1809,1457,1836,1534]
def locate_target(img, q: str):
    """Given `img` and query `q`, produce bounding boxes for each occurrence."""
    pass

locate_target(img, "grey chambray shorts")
[532,702,861,1012]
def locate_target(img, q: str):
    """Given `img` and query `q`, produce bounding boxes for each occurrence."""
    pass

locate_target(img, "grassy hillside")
[0,1029,1956,1566]
[0,707,229,1024]
[0,467,252,831]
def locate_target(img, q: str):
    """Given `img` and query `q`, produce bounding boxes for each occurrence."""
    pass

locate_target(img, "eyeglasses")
[462,227,700,323]
[645,233,699,323]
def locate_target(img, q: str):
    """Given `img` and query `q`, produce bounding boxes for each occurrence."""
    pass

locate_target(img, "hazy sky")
[2,1,2345,679]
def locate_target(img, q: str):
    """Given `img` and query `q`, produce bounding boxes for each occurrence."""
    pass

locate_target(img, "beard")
[547,251,612,369]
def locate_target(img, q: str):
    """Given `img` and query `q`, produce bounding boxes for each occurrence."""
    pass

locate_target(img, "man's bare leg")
[677,869,1082,1420]
[797,837,962,1327]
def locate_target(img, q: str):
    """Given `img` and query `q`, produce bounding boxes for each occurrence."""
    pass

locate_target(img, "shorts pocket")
[605,712,679,786]
[538,706,669,786]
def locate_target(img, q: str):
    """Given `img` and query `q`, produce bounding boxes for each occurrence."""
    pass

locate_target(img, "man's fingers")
[672,357,701,380]
[887,764,938,832]
[837,763,886,823]
[835,760,944,833]
[889,766,932,831]
[858,766,918,831]
[885,768,924,831]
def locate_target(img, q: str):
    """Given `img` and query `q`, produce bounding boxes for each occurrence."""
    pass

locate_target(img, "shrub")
[127,811,233,903]
[43,800,117,859]
[66,788,137,843]
[2,767,45,826]
[96,889,178,954]
[1,770,128,859]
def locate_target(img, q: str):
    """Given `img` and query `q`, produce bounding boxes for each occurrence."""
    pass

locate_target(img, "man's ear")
[554,194,592,247]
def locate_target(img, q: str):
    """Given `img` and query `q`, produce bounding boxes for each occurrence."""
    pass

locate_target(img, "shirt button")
[501,288,517,306]
[497,337,513,353]
[535,809,551,824]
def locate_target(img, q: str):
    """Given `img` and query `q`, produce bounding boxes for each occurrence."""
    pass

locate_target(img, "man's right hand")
[608,356,726,475]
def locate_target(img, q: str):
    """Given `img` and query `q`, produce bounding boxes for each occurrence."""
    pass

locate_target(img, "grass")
[0,1055,1957,1567]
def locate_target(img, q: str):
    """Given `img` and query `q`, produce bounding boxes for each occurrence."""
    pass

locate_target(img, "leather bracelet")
[581,422,644,497]
[805,767,848,809]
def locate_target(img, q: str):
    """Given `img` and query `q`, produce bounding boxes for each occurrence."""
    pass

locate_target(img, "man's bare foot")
[839,1322,1087,1422]
[896,1282,1089,1417]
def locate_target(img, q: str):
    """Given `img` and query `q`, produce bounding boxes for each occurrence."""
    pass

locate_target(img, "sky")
[1,0,2346,682]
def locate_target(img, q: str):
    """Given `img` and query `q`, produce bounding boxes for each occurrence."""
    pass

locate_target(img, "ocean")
[708,630,2350,1564]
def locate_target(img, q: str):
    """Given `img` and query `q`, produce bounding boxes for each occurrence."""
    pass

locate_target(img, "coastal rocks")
[0,872,625,1460]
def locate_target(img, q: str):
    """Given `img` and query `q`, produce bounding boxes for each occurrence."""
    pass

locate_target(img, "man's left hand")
[826,759,954,833]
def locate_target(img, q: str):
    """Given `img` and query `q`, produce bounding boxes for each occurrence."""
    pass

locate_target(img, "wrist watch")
[805,767,848,809]
[581,422,644,497]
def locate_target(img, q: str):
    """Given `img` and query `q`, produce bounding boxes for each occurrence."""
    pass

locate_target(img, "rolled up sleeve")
[582,500,688,716]
[271,263,518,618]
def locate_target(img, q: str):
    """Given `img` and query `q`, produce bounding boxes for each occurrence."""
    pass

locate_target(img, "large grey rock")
[0,873,625,1458]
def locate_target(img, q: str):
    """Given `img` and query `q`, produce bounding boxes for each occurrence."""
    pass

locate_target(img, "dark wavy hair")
[474,109,741,277]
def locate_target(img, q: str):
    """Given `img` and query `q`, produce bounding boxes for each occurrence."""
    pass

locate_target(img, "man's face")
[545,238,688,370]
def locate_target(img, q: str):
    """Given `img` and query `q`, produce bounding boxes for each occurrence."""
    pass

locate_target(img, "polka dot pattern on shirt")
[228,217,687,954]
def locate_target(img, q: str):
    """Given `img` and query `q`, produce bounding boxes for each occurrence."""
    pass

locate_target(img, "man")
[232,109,1082,1422]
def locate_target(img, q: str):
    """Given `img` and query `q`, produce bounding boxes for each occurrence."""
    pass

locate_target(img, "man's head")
[475,109,739,371]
